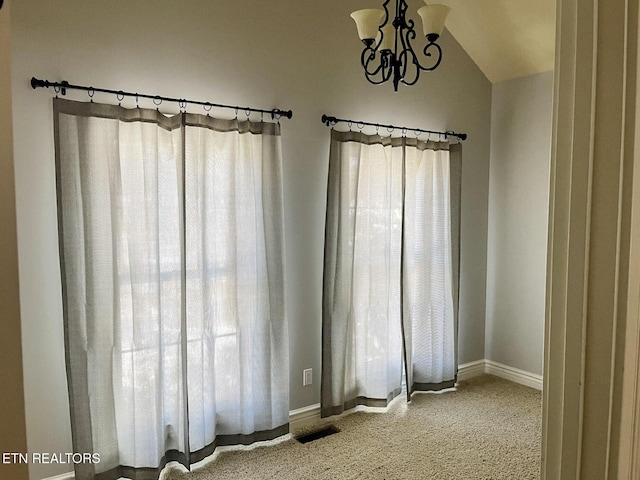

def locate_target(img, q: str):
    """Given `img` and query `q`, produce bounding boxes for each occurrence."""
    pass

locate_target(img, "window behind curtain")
[322,129,461,417]
[54,99,288,480]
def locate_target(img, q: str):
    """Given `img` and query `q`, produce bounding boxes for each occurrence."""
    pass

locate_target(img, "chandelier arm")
[361,0,394,86]
[396,0,416,59]
[380,54,394,83]
[402,42,443,85]
[400,42,443,87]
[361,47,393,82]
[381,0,393,31]
[397,0,409,28]
[417,42,443,71]
[365,62,394,85]
[396,16,420,86]
[397,49,419,86]
[361,47,378,74]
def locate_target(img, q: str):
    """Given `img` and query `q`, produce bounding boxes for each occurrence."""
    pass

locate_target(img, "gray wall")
[9,1,491,478]
[485,70,553,376]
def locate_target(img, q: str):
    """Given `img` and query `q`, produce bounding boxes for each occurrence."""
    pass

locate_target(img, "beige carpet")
[161,375,541,480]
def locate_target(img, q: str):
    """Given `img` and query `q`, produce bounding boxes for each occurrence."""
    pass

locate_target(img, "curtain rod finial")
[322,114,337,126]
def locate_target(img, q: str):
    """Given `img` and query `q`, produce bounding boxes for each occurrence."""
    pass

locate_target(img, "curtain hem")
[92,451,186,480]
[408,378,457,397]
[320,388,402,418]
[94,464,163,480]
[88,425,291,480]
[190,423,290,464]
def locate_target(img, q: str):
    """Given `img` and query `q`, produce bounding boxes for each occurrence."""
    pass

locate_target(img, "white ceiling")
[438,0,556,83]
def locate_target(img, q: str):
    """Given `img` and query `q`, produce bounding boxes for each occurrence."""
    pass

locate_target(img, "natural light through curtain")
[403,144,457,392]
[322,130,461,417]
[54,99,288,480]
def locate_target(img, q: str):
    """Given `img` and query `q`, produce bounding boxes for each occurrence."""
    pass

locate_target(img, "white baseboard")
[457,360,486,381]
[289,359,542,433]
[289,402,321,430]
[458,359,543,391]
[288,359,542,430]
[484,359,543,391]
[42,472,74,480]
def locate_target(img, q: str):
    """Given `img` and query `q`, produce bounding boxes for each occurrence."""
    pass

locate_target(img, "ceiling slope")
[438,0,556,83]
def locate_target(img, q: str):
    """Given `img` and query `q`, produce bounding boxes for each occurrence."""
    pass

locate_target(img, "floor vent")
[294,425,340,444]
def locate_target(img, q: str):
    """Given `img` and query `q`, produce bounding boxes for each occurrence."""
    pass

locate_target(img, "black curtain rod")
[321,114,467,141]
[31,77,293,120]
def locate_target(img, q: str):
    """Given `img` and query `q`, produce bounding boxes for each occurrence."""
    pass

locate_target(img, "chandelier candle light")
[350,1,451,91]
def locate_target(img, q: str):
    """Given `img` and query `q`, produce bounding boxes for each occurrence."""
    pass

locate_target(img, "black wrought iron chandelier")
[350,1,451,91]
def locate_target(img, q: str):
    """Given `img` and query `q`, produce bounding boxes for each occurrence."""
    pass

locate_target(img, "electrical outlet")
[303,368,312,386]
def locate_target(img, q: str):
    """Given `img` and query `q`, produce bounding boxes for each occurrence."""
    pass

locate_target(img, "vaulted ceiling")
[438,0,556,83]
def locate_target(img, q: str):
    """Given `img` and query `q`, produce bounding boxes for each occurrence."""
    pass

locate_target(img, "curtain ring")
[245,109,251,120]
[179,99,187,113]
[87,87,95,103]
[357,122,365,132]
[153,96,162,111]
[234,107,239,120]
[260,111,264,123]
[386,126,394,134]
[347,121,352,132]
[413,129,420,137]
[135,94,139,109]
[53,85,61,99]
[203,103,212,116]
[402,127,407,137]
[116,91,125,106]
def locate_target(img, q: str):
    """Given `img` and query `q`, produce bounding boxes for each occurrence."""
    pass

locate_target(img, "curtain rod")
[30,77,293,120]
[321,114,467,141]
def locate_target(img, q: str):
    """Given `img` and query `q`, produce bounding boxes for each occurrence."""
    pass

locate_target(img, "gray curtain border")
[449,142,463,385]
[53,98,281,136]
[189,424,290,464]
[330,129,452,151]
[55,99,98,480]
[320,389,403,418]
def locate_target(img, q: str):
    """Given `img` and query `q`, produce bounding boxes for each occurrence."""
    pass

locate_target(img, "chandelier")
[350,1,451,91]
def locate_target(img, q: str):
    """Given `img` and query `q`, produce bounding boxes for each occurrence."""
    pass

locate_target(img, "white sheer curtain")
[54,99,288,480]
[322,130,461,416]
[402,145,457,393]
[321,135,405,416]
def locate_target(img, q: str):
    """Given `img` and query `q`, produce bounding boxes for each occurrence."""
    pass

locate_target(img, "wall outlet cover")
[303,368,312,386]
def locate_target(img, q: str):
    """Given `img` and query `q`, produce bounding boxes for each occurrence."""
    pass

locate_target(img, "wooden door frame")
[543,0,639,478]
